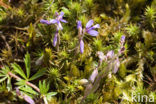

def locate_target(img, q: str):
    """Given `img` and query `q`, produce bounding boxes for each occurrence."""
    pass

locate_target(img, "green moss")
[0,0,156,103]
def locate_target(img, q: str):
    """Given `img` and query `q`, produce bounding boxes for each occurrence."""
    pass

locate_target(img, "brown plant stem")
[26,81,40,92]
[8,72,40,93]
[0,25,28,31]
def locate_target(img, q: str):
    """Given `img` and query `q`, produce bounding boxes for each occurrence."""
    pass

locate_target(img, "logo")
[132,93,154,103]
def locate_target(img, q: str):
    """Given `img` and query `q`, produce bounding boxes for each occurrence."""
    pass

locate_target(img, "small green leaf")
[20,86,38,95]
[0,73,5,77]
[46,92,57,100]
[29,68,46,81]
[15,79,26,86]
[0,77,7,83]
[11,63,27,79]
[0,66,10,75]
[47,92,57,97]
[39,80,49,95]
[7,77,12,91]
[61,7,71,15]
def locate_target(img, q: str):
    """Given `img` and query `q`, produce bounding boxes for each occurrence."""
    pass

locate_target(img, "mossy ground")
[0,0,156,104]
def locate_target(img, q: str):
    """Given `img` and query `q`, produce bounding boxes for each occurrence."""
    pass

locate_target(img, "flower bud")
[106,50,114,59]
[97,51,106,61]
[79,79,89,85]
[89,68,98,83]
[113,58,120,73]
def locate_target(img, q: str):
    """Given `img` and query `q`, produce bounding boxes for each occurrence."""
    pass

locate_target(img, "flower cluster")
[40,12,125,75]
[97,35,125,73]
[40,12,100,53]
[77,20,100,53]
[81,36,126,103]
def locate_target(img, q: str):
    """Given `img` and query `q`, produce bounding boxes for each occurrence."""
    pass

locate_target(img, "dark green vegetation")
[0,0,156,104]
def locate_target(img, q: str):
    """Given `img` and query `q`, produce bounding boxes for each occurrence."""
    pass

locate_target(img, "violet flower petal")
[92,24,100,29]
[61,19,68,23]
[97,51,106,61]
[50,19,58,24]
[60,12,64,17]
[58,22,63,30]
[86,24,100,33]
[80,40,84,54]
[77,21,82,36]
[86,20,94,28]
[55,12,59,16]
[87,30,99,36]
[40,19,51,25]
[106,50,114,59]
[89,68,98,83]
[77,21,82,29]
[57,12,64,21]
[113,58,120,73]
[121,35,126,43]
[53,32,58,47]
[15,88,21,96]
[23,95,35,104]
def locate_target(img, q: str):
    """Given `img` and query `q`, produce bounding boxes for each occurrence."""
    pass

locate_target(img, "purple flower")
[97,51,106,61]
[120,35,125,44]
[77,21,82,29]
[85,20,100,36]
[40,19,52,25]
[77,20,100,53]
[53,31,58,47]
[15,88,21,96]
[119,35,126,54]
[77,20,100,36]
[106,50,114,59]
[89,68,98,83]
[77,21,83,35]
[23,95,35,104]
[40,12,67,30]
[50,12,67,30]
[113,58,120,73]
[80,39,84,54]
